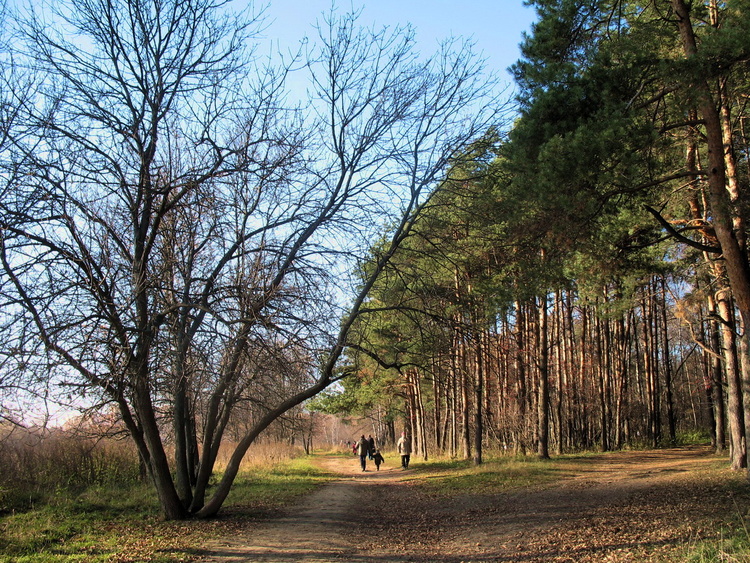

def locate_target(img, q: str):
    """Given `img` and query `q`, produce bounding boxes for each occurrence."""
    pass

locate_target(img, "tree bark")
[473,327,484,465]
[660,277,677,445]
[515,300,528,454]
[716,286,746,469]
[596,297,610,452]
[672,0,750,470]
[537,293,550,459]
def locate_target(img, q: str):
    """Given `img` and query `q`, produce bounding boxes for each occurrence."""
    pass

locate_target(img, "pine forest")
[316,0,750,473]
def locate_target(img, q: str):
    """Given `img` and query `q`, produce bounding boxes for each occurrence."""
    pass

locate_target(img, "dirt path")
[196,447,745,562]
[198,458,406,562]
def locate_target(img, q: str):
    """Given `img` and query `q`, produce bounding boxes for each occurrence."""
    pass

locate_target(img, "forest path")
[196,446,742,562]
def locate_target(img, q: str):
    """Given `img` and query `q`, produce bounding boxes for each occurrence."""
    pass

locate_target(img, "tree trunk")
[596,299,609,452]
[433,354,443,453]
[660,277,677,445]
[685,103,726,454]
[673,0,750,470]
[641,284,661,448]
[537,293,550,459]
[716,286,746,469]
[515,300,528,454]
[456,320,471,460]
[134,379,186,520]
[553,290,565,455]
[412,369,428,460]
[614,311,632,449]
[449,342,459,457]
[564,290,577,451]
[173,349,193,508]
[473,328,484,465]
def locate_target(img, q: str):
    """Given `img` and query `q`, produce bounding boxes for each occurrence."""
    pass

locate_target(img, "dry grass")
[214,440,306,472]
[0,426,141,512]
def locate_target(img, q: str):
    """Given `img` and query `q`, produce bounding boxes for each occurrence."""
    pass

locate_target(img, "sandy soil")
[195,447,746,562]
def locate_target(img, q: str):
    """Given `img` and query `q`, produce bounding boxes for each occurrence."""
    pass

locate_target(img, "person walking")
[367,434,376,460]
[372,449,385,470]
[397,432,411,469]
[357,435,369,471]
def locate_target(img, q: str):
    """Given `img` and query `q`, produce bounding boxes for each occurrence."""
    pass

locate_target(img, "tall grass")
[0,427,142,513]
[0,427,308,512]
[213,439,306,472]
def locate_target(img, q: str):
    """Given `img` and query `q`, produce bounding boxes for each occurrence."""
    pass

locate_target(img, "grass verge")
[0,455,334,563]
[403,452,587,496]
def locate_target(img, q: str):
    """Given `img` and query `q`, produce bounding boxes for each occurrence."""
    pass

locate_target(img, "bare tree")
[0,0,44,429]
[0,0,504,519]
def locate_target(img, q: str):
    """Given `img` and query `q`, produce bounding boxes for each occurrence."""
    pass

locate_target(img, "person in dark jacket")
[372,449,385,470]
[356,435,369,471]
[367,435,376,460]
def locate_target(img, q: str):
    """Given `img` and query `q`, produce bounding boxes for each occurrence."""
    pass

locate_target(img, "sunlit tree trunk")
[564,290,577,451]
[449,341,459,457]
[716,286,746,469]
[459,325,471,460]
[553,290,565,455]
[412,369,428,460]
[577,305,589,449]
[685,106,727,454]
[673,0,750,471]
[613,310,632,449]
[432,354,444,453]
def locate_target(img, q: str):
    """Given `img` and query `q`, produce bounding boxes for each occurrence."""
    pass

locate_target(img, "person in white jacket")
[396,432,411,469]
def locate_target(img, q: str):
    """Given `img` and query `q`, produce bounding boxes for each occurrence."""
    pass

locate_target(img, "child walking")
[372,449,385,470]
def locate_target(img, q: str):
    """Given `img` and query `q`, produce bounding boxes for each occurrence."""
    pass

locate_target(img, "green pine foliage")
[319,0,750,463]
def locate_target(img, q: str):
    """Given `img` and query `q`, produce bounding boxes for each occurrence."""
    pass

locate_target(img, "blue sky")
[261,1,538,84]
